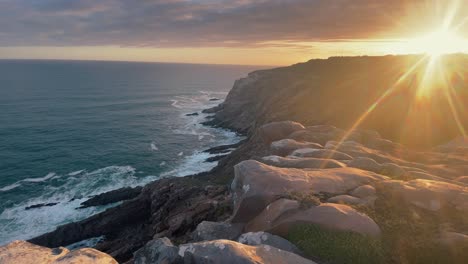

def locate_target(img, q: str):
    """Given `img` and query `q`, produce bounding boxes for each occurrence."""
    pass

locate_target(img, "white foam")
[0,172,58,192]
[68,170,84,176]
[151,142,159,151]
[66,236,105,250]
[22,172,56,183]
[0,166,158,245]
[0,183,22,192]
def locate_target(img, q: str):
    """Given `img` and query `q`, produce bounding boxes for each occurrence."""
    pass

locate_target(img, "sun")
[407,27,466,57]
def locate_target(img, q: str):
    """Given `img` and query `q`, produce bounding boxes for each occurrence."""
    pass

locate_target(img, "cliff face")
[210,55,468,148]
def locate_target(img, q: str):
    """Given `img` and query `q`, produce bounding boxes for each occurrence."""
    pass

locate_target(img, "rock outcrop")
[231,160,387,222]
[0,240,117,264]
[245,199,381,236]
[178,239,316,264]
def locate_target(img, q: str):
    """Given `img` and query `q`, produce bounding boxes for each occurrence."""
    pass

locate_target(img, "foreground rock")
[178,239,316,264]
[0,240,117,264]
[237,231,302,255]
[134,237,181,264]
[30,178,232,263]
[246,199,381,237]
[231,160,387,222]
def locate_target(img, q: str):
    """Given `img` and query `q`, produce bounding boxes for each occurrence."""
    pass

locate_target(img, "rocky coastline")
[2,55,468,264]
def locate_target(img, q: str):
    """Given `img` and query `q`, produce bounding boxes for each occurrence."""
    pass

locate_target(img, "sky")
[0,0,467,65]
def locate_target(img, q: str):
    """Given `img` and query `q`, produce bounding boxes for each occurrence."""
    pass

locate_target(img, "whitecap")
[68,170,84,176]
[22,172,56,183]
[0,183,22,192]
[150,142,159,151]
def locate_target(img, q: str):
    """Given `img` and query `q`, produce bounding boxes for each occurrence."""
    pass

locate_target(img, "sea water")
[0,60,261,244]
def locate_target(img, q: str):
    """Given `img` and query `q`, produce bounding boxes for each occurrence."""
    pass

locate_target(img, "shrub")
[288,224,388,264]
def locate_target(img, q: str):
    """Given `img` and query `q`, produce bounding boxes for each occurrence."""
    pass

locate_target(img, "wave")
[0,172,58,193]
[22,172,56,183]
[0,165,158,245]
[68,170,84,176]
[0,183,22,192]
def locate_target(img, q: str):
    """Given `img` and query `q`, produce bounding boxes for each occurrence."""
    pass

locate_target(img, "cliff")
[207,54,468,148]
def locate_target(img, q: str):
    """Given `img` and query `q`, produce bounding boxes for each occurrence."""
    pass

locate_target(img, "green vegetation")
[287,195,468,264]
[288,224,387,264]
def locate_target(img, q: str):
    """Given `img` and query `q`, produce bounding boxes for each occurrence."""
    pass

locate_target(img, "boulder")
[348,157,382,173]
[231,160,388,222]
[327,195,368,206]
[178,239,317,264]
[259,121,305,143]
[0,240,117,264]
[380,163,406,177]
[378,179,468,213]
[192,221,243,242]
[134,237,182,264]
[270,139,322,156]
[350,185,376,198]
[246,199,381,237]
[237,231,302,255]
[288,131,335,146]
[289,148,353,160]
[261,156,346,169]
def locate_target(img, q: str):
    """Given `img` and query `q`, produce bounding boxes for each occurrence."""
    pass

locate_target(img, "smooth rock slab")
[246,199,381,237]
[270,139,323,156]
[378,179,468,213]
[237,231,302,255]
[0,240,117,264]
[261,155,346,169]
[178,239,317,264]
[290,148,353,160]
[231,160,388,222]
[259,121,305,143]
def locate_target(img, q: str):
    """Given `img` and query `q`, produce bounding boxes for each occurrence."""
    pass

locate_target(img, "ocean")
[0,60,261,245]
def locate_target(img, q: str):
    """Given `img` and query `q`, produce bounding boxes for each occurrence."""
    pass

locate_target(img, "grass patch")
[288,224,387,264]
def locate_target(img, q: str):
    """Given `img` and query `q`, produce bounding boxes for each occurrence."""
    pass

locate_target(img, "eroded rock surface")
[0,240,117,264]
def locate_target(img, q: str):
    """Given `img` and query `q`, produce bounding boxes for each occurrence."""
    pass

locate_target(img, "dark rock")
[203,140,245,155]
[209,98,221,101]
[192,221,243,242]
[25,203,59,210]
[29,178,232,263]
[79,187,142,209]
[205,154,228,162]
[186,112,199,116]
[133,237,182,264]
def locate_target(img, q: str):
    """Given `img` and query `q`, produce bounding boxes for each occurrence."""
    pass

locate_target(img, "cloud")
[0,0,466,47]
